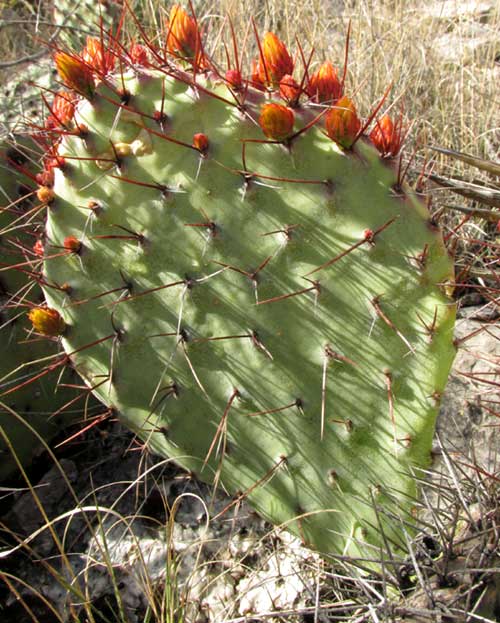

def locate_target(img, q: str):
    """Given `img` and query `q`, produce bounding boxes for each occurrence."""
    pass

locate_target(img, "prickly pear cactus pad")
[38,12,456,560]
[0,137,100,481]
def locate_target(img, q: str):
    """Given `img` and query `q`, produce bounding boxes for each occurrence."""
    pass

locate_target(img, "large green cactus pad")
[41,64,456,560]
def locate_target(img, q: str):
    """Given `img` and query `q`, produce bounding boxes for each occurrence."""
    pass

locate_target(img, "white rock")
[432,21,500,64]
[420,0,497,20]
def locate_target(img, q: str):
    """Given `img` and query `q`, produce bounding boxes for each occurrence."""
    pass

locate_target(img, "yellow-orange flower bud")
[370,115,403,158]
[37,186,55,204]
[28,307,66,336]
[167,5,203,65]
[325,96,361,149]
[192,133,209,154]
[54,51,95,99]
[259,103,295,141]
[255,32,294,87]
[307,61,343,104]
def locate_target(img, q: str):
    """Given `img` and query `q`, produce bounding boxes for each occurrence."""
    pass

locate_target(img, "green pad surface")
[42,70,456,560]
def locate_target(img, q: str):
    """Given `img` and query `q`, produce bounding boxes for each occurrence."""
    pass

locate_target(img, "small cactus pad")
[38,16,456,560]
[0,138,100,481]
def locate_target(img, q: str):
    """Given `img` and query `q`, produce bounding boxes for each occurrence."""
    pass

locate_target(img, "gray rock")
[437,306,500,471]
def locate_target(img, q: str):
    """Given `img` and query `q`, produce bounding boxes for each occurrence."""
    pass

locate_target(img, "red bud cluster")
[45,91,75,129]
[225,69,243,89]
[129,43,150,66]
[82,37,116,75]
[279,74,301,105]
[33,240,45,257]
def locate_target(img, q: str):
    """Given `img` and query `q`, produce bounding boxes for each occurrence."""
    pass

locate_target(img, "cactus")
[31,9,456,561]
[0,136,101,481]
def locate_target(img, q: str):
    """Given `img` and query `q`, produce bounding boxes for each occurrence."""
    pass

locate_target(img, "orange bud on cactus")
[33,240,44,257]
[36,168,54,188]
[279,74,301,105]
[370,114,403,158]
[28,307,66,336]
[251,59,265,89]
[46,156,66,171]
[54,51,95,99]
[167,5,203,65]
[325,96,361,149]
[225,69,243,89]
[259,103,295,141]
[37,186,55,204]
[64,236,82,253]
[192,133,209,154]
[256,32,294,87]
[306,61,343,104]
[46,91,74,129]
[82,37,115,74]
[129,43,149,66]
[76,123,88,137]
